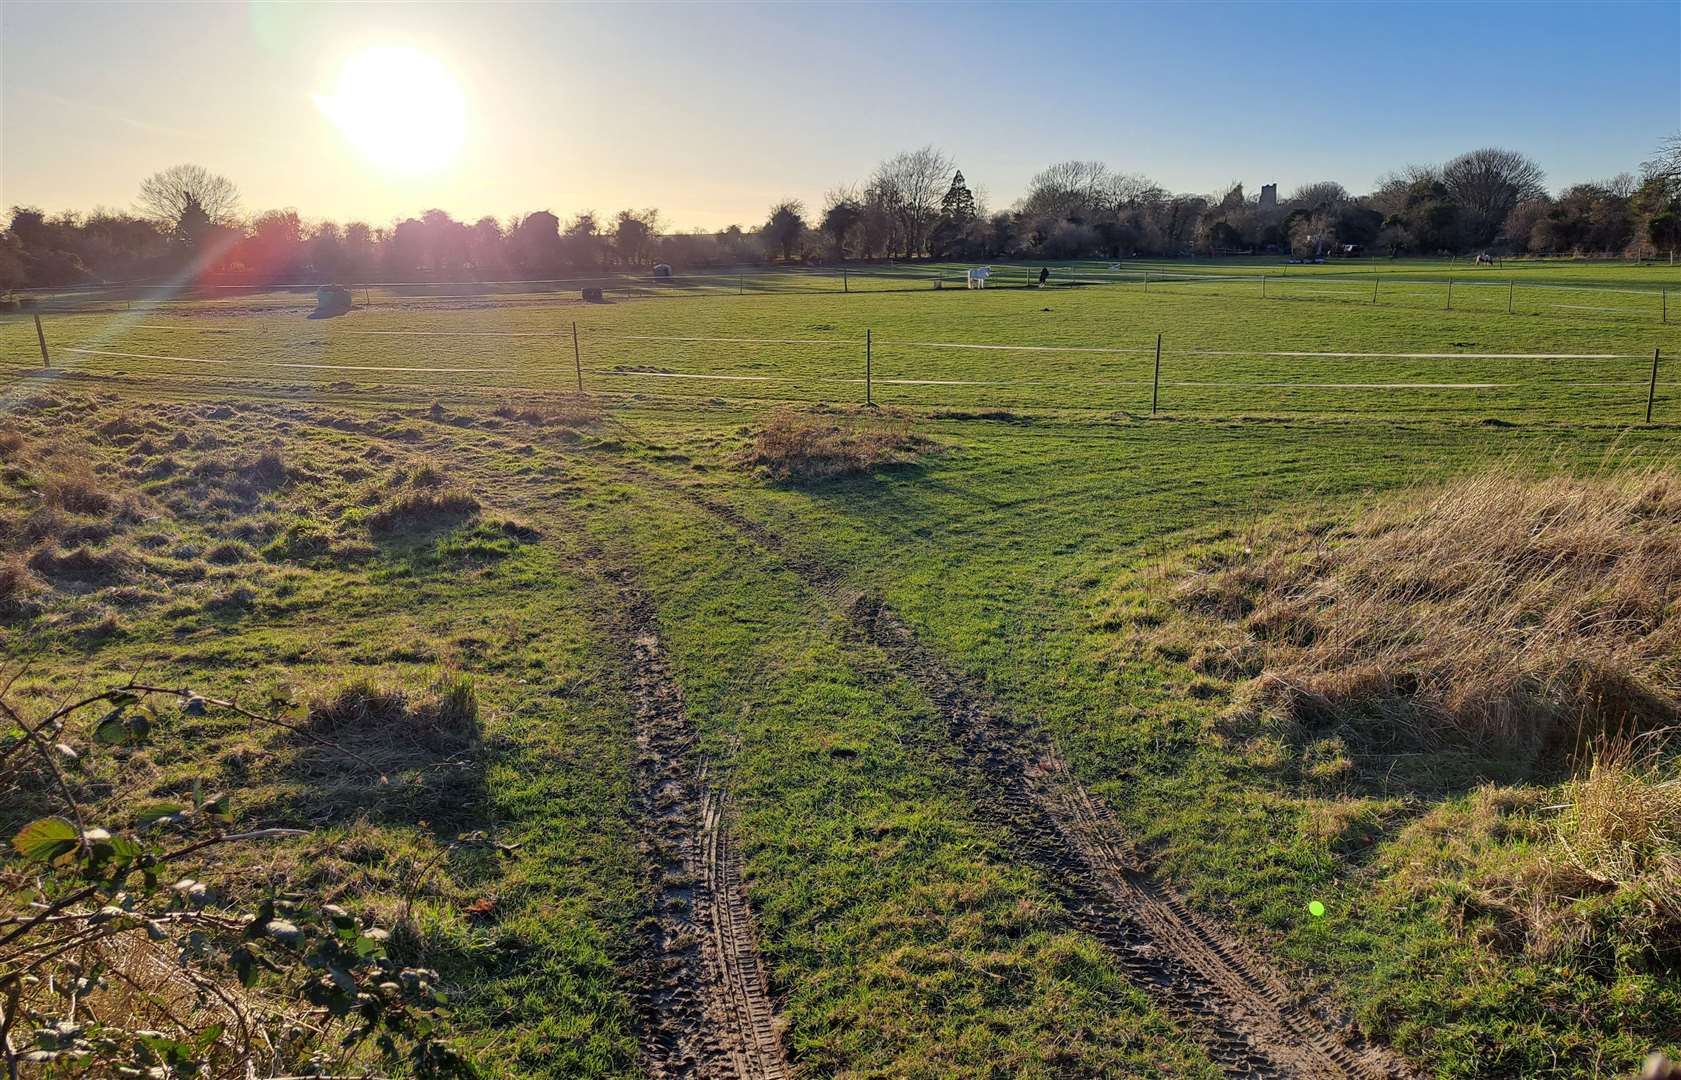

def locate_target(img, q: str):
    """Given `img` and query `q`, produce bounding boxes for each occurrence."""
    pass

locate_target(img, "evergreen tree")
[930,170,978,257]
[940,171,977,227]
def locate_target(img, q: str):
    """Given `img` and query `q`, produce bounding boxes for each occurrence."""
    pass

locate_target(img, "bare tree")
[1287,181,1351,211]
[136,164,241,235]
[871,146,953,257]
[1442,148,1546,246]
[1020,161,1117,220]
[1641,134,1681,183]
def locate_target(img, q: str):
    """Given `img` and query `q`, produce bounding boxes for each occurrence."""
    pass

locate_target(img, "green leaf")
[135,803,187,828]
[230,946,258,987]
[201,793,232,823]
[92,711,127,745]
[93,709,151,747]
[13,817,78,862]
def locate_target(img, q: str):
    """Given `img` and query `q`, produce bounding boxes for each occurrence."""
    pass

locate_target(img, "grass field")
[4,259,1681,1078]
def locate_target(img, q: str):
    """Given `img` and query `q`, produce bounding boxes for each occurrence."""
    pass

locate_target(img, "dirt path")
[617,579,791,1080]
[621,462,1414,1080]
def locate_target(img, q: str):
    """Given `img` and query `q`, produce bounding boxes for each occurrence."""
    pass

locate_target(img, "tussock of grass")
[491,394,602,428]
[1175,468,1681,760]
[364,459,482,535]
[367,488,480,535]
[1384,743,1681,967]
[0,554,41,614]
[739,407,932,482]
[39,457,117,515]
[1555,746,1681,904]
[27,543,136,585]
[307,669,479,755]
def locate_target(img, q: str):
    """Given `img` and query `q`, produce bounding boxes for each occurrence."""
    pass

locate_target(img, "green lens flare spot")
[1308,900,1327,918]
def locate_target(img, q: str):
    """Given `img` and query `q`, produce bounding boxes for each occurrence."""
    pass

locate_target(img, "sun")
[314,46,465,175]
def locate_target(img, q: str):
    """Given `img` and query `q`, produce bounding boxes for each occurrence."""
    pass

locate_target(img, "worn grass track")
[610,457,1411,1078]
[619,578,789,1079]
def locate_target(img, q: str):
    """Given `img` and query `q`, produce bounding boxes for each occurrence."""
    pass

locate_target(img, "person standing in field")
[1038,266,1050,288]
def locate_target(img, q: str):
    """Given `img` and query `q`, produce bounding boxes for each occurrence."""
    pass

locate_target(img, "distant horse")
[1474,252,1496,266]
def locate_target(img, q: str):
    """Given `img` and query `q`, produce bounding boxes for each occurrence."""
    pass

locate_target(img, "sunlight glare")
[314,46,465,175]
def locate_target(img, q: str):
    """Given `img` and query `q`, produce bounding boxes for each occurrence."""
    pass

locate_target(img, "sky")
[3,1,1679,232]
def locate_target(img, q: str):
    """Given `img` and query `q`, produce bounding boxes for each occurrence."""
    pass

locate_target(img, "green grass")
[5,258,1681,1077]
[5,261,1676,422]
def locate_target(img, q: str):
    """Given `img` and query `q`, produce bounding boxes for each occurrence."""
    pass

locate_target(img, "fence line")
[24,324,1666,422]
[65,319,1652,361]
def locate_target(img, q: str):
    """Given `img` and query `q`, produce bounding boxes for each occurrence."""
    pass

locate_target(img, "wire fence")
[10,261,1675,325]
[5,309,1671,425]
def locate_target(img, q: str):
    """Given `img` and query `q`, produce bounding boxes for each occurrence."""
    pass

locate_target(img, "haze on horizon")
[3,0,1677,232]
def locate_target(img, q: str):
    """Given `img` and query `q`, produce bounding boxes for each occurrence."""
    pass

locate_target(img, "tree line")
[4,140,1679,290]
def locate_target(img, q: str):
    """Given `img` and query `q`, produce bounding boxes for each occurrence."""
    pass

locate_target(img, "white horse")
[966,266,992,289]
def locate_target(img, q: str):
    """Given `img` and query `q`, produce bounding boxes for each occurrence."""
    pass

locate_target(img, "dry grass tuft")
[0,554,41,615]
[28,543,136,585]
[0,428,30,459]
[367,488,480,535]
[39,457,115,515]
[1389,743,1681,965]
[306,669,479,755]
[738,408,932,482]
[1176,468,1681,759]
[491,394,603,428]
[1554,744,1681,901]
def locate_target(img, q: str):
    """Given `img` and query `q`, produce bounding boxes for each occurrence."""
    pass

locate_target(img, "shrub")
[1,683,471,1079]
[739,408,932,482]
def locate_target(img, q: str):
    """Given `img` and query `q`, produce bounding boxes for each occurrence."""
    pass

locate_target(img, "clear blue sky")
[3,0,1677,229]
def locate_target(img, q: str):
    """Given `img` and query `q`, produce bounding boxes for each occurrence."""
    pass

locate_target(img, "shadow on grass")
[270,679,488,838]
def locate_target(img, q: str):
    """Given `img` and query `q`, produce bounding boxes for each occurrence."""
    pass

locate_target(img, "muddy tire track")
[621,462,1413,1080]
[616,577,791,1080]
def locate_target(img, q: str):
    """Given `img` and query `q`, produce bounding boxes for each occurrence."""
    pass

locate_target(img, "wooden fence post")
[1648,347,1661,424]
[1446,278,1454,310]
[1262,274,1267,299]
[1508,280,1514,315]
[572,321,583,394]
[1372,275,1379,304]
[1151,332,1162,414]
[865,329,873,406]
[1664,288,1668,324]
[33,313,50,367]
[843,268,849,294]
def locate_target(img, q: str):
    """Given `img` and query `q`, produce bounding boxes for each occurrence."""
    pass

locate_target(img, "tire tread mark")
[626,464,1415,1080]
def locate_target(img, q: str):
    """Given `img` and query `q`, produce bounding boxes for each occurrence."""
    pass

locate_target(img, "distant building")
[1259,183,1278,210]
